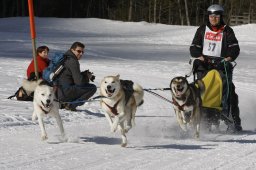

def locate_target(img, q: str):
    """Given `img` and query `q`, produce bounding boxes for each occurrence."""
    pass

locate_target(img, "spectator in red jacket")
[27,46,50,80]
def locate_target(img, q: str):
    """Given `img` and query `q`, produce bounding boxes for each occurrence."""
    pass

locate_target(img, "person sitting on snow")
[27,45,50,80]
[57,42,97,111]
[189,4,242,132]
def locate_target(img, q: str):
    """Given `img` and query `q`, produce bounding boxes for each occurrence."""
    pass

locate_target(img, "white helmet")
[207,4,224,15]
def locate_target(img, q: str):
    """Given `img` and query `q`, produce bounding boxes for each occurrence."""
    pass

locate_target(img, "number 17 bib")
[202,26,224,57]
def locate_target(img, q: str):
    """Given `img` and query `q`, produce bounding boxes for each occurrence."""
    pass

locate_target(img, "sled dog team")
[15,3,242,147]
[24,73,206,147]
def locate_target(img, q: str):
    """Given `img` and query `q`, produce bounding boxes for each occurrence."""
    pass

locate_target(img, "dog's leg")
[54,112,66,140]
[32,111,37,121]
[195,123,200,139]
[175,110,187,132]
[112,113,129,133]
[37,114,48,140]
[130,106,136,128]
[111,116,119,132]
[124,111,133,133]
[124,123,132,133]
[194,106,201,139]
[104,112,114,131]
[118,122,127,147]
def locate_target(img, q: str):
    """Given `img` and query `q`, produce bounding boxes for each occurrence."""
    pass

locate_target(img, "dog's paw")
[41,134,48,141]
[58,135,68,142]
[121,143,127,147]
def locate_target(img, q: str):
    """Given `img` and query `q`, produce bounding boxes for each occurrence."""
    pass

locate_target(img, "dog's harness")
[172,87,196,112]
[102,99,121,116]
[172,97,186,111]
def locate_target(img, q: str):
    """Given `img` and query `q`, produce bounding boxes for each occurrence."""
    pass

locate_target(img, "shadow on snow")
[80,136,121,145]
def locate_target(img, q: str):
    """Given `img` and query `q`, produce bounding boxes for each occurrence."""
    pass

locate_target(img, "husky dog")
[23,79,66,141]
[170,76,204,138]
[22,79,38,94]
[100,75,144,147]
[21,78,42,97]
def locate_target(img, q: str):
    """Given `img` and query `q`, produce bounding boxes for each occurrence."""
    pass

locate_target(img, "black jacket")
[57,50,92,101]
[190,23,240,61]
[58,50,89,87]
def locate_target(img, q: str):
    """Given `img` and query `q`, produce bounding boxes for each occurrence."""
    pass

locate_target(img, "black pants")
[58,83,97,108]
[193,59,241,126]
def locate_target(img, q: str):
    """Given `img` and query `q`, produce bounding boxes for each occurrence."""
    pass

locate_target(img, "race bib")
[202,26,224,57]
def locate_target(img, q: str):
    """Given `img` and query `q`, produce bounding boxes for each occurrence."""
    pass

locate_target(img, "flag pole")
[28,0,39,80]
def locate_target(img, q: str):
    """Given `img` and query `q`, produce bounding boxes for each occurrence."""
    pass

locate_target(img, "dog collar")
[103,99,121,116]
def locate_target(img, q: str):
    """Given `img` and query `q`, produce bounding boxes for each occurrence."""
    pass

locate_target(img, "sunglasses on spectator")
[76,50,84,54]
[209,14,220,18]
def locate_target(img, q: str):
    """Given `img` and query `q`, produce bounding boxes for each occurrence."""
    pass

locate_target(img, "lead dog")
[100,75,144,147]
[170,76,204,138]
[23,79,66,141]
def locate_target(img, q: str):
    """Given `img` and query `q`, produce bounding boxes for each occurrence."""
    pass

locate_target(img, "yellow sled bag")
[201,70,223,110]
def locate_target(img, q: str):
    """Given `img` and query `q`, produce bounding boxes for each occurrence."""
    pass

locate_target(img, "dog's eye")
[41,93,45,96]
[49,94,52,97]
[111,81,115,83]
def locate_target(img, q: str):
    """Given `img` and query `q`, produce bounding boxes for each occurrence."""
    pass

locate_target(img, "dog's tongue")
[106,90,112,97]
[106,89,115,97]
[176,91,182,96]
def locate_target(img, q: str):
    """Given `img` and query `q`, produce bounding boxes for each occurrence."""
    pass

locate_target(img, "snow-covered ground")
[0,17,256,170]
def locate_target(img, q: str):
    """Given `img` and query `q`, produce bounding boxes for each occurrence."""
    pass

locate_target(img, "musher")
[190,4,242,132]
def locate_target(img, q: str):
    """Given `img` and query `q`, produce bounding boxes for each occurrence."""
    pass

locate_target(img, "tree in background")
[0,0,255,26]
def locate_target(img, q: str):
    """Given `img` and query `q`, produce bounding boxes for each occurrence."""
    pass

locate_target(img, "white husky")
[23,79,66,141]
[100,75,144,147]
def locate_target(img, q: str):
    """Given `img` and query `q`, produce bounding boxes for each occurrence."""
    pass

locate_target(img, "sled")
[191,59,235,131]
[201,69,223,111]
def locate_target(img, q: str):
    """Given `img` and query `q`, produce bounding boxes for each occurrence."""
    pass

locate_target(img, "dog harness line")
[103,99,121,116]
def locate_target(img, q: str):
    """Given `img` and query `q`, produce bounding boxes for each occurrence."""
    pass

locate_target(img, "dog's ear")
[169,79,173,88]
[183,77,189,85]
[116,74,120,79]
[170,77,175,87]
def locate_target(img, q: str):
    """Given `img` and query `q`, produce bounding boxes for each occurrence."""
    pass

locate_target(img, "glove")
[222,57,232,63]
[82,70,95,82]
[90,75,95,82]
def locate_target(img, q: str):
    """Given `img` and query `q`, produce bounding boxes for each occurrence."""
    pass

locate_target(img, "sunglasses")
[209,14,220,18]
[76,50,84,54]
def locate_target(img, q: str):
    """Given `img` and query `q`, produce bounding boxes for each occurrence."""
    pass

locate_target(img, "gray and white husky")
[100,75,144,147]
[170,76,204,138]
